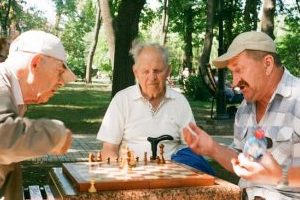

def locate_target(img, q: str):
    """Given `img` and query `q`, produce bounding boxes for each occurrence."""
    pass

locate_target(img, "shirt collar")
[0,64,24,106]
[274,68,293,98]
[132,84,176,100]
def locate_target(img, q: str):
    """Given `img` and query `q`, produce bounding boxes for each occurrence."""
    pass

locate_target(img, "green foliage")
[18,8,49,31]
[167,34,185,77]
[53,0,77,16]
[183,74,211,101]
[93,29,112,73]
[140,4,158,30]
[168,0,206,40]
[1,1,48,34]
[61,0,96,79]
[277,15,300,76]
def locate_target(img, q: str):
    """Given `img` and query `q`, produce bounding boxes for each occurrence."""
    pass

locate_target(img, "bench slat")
[28,185,43,200]
[44,185,55,200]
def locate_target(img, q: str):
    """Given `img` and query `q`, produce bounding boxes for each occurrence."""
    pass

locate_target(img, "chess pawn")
[159,143,166,164]
[156,156,161,164]
[88,179,97,193]
[97,151,102,162]
[89,153,95,162]
[129,151,137,167]
[243,128,267,161]
[144,152,148,165]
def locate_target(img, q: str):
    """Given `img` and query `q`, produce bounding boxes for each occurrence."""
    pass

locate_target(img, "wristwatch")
[277,168,289,189]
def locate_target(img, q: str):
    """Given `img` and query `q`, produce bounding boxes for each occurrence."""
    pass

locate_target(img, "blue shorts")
[171,147,215,175]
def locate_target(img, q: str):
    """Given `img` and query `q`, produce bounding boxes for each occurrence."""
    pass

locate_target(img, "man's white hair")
[129,41,169,67]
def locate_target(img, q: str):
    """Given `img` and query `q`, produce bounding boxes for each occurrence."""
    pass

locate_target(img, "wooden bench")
[23,185,55,200]
[210,92,243,119]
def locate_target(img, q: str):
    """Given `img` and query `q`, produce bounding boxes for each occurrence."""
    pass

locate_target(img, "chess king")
[96,42,214,175]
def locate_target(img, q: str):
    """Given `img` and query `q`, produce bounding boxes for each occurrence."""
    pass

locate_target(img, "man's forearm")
[288,166,300,187]
[101,142,119,159]
[211,142,238,172]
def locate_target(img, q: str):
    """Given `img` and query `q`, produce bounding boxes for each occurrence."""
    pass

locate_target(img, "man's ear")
[30,54,41,73]
[264,55,275,76]
[132,64,137,75]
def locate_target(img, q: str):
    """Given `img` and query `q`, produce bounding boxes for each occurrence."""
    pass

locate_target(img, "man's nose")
[58,75,65,87]
[149,71,157,80]
[232,74,241,87]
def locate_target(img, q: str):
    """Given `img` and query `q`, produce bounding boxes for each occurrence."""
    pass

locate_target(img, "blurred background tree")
[0,0,299,100]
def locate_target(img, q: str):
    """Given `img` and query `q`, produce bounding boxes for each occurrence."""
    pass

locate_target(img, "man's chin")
[38,96,51,104]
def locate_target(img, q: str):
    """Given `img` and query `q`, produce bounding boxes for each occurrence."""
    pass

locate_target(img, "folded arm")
[0,89,72,164]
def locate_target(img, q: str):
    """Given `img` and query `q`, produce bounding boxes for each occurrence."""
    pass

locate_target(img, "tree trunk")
[223,0,234,48]
[161,0,169,45]
[244,0,258,31]
[261,0,275,39]
[54,13,62,36]
[182,4,193,73]
[53,0,63,36]
[111,0,146,97]
[198,0,217,96]
[296,0,300,13]
[86,0,101,83]
[100,0,115,67]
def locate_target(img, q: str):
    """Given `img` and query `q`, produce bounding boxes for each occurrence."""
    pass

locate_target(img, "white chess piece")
[88,179,97,193]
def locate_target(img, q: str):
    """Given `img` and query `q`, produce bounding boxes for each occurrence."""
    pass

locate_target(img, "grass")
[26,82,111,134]
[26,82,213,135]
[22,82,239,186]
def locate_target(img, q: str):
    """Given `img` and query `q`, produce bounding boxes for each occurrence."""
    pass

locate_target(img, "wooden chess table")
[49,160,241,200]
[62,161,214,192]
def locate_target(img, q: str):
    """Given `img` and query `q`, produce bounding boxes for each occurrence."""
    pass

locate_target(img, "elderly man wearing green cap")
[183,31,300,200]
[0,30,76,199]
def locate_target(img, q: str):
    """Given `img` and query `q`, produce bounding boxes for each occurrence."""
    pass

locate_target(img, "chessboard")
[62,161,215,192]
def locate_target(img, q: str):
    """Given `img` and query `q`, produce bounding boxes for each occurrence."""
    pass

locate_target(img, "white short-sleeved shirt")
[231,69,300,200]
[97,84,195,159]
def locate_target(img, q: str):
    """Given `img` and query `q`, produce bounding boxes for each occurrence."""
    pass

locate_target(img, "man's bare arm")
[183,123,238,172]
[101,142,119,159]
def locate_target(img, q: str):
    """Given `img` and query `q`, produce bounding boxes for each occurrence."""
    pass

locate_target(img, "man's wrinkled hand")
[183,122,215,156]
[51,129,72,155]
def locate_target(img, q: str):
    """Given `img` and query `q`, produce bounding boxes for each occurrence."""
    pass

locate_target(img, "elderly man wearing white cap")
[183,31,300,200]
[0,30,76,199]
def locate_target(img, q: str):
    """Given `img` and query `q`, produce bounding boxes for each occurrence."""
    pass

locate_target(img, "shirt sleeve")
[96,93,125,145]
[0,89,69,164]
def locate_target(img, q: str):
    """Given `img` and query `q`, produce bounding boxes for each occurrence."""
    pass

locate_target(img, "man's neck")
[255,67,284,123]
[141,89,166,109]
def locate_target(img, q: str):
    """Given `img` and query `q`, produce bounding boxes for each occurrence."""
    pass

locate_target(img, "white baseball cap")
[212,31,276,68]
[9,30,76,83]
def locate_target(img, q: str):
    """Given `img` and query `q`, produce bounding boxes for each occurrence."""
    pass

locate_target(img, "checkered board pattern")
[62,161,215,192]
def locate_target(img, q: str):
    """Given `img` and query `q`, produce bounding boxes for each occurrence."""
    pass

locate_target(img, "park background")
[1,0,299,186]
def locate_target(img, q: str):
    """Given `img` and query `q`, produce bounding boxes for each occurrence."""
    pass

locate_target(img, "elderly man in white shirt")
[97,42,214,175]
